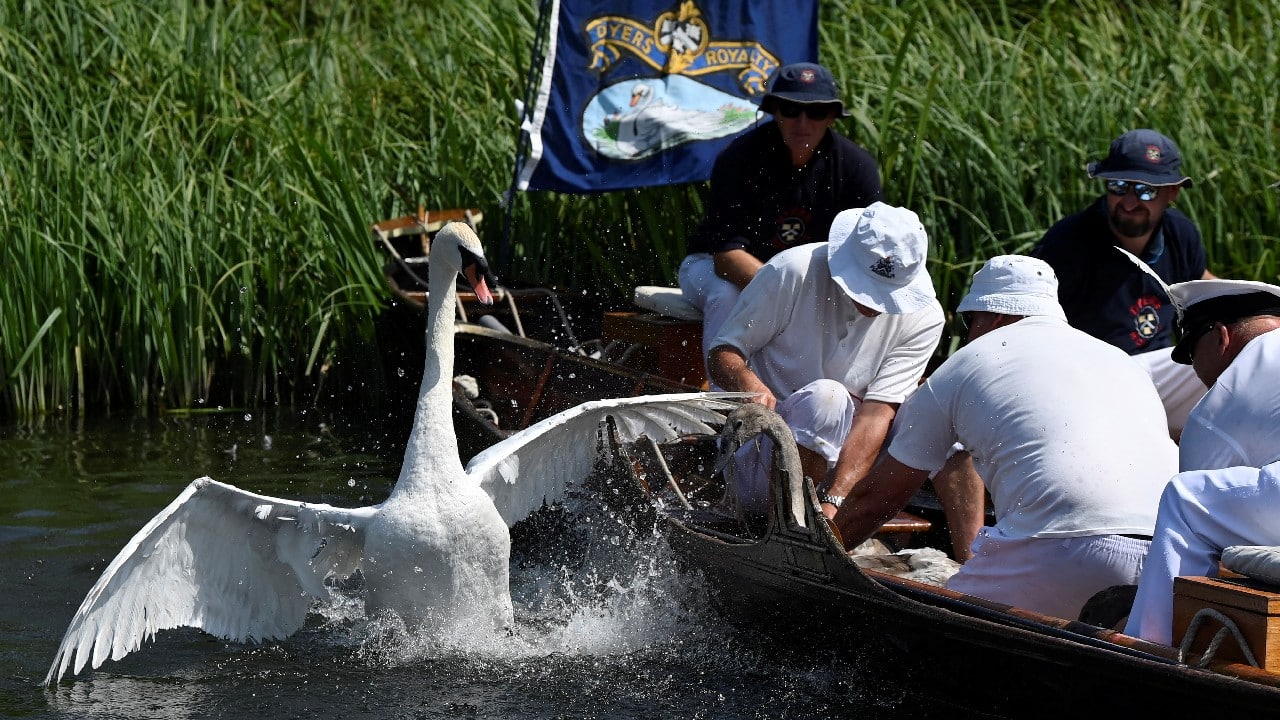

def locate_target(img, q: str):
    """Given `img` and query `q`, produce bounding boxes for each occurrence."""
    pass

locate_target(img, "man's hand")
[708,346,776,408]
[833,453,930,549]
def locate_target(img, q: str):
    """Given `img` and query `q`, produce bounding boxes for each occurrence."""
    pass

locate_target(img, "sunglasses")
[1105,180,1161,202]
[774,101,837,121]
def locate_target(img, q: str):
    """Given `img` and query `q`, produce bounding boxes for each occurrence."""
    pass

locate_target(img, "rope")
[1177,607,1261,668]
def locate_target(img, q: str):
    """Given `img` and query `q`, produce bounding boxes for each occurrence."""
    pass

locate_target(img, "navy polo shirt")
[1031,197,1207,354]
[686,121,883,259]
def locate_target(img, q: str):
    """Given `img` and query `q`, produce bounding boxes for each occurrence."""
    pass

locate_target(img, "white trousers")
[1124,461,1280,645]
[1130,346,1208,439]
[678,253,741,380]
[945,527,1151,621]
[726,379,854,517]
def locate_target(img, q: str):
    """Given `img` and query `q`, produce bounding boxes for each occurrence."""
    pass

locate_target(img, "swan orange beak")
[463,264,494,306]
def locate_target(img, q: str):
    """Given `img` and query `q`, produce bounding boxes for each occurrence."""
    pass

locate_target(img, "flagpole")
[501,0,557,273]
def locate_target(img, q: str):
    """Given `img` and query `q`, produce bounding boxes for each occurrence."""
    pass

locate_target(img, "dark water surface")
[1,411,926,719]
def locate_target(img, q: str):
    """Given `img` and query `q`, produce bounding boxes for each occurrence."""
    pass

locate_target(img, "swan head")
[629,83,652,107]
[433,222,496,305]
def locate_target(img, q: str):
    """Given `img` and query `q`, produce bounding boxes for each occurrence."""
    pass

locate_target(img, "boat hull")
[657,407,1280,716]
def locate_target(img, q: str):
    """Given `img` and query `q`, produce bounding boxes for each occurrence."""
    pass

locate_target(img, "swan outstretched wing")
[1114,245,1184,319]
[467,392,750,526]
[46,477,376,684]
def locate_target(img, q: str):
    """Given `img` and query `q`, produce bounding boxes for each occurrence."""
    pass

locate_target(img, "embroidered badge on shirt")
[777,217,805,245]
[1129,294,1163,346]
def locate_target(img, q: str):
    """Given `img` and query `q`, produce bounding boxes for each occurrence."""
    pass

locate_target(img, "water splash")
[306,490,716,670]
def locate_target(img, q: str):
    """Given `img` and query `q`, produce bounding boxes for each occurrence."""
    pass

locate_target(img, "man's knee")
[778,379,854,463]
[783,379,853,415]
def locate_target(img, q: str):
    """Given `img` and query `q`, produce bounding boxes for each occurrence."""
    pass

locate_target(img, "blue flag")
[515,0,818,193]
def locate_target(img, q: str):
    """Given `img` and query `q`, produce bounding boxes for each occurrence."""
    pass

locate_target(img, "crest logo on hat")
[1144,145,1162,163]
[798,69,816,84]
[869,256,896,279]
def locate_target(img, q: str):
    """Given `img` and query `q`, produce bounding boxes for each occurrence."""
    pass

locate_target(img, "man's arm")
[713,248,764,289]
[708,345,776,408]
[931,450,984,562]
[820,400,897,519]
[832,452,931,547]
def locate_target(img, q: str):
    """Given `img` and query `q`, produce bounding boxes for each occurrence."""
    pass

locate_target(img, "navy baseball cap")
[1087,129,1193,187]
[762,62,849,117]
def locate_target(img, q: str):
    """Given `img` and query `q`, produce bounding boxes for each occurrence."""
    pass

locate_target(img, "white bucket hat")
[956,255,1066,321]
[827,202,936,314]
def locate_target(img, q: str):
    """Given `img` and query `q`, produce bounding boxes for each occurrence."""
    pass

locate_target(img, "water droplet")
[243,413,252,421]
[348,478,356,487]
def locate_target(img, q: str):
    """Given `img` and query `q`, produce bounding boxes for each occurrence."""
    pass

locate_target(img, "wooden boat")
[374,212,1280,712]
[373,210,702,461]
[603,403,1280,716]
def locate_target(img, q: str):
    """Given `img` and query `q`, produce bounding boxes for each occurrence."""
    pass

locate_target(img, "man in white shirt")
[1170,280,1280,471]
[1125,280,1280,645]
[834,255,1178,620]
[708,202,944,519]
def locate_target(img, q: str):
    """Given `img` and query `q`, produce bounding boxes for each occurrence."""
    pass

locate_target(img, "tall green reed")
[2,0,1278,418]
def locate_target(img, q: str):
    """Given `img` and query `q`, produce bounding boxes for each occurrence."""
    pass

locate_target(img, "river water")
[1,410,932,719]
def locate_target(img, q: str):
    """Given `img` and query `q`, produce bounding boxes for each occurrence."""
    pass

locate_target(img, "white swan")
[614,83,666,158]
[46,222,744,684]
[613,82,741,159]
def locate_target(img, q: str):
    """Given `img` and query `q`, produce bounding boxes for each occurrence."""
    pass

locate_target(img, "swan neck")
[398,257,462,492]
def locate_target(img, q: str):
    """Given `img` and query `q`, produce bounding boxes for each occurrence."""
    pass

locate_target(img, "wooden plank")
[1174,575,1280,614]
[370,208,484,239]
[880,511,932,534]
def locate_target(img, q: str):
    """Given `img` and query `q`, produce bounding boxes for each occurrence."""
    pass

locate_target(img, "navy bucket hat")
[762,62,849,118]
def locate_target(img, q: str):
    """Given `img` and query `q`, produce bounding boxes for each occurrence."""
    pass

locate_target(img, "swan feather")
[46,477,373,683]
[468,392,750,526]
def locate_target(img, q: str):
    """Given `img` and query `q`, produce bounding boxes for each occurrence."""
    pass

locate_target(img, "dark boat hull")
[659,408,1280,717]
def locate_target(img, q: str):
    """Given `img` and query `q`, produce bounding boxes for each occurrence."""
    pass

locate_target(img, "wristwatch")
[818,492,845,508]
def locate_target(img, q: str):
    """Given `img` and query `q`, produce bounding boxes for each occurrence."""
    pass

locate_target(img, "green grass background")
[1,0,1277,417]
